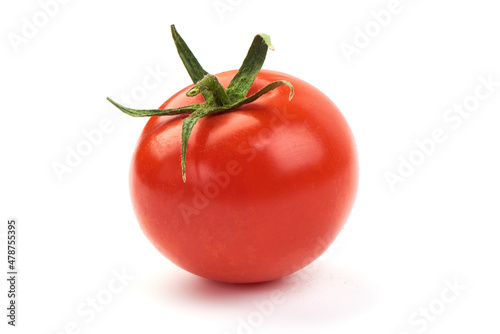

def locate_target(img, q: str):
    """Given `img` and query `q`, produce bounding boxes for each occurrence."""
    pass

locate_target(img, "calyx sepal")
[107,25,294,181]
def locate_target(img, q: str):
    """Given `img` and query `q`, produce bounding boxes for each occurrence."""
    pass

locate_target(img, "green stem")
[186,74,230,107]
[181,110,205,182]
[107,26,294,182]
[226,33,273,100]
[106,97,199,117]
[171,25,213,104]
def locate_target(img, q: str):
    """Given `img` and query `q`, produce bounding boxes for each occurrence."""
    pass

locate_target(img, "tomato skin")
[130,69,358,283]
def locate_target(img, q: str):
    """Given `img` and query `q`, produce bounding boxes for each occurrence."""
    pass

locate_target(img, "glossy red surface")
[130,69,358,283]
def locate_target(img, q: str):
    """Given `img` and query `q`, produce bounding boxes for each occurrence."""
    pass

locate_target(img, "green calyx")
[107,25,294,182]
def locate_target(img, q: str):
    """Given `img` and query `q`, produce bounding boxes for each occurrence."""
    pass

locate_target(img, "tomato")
[129,69,358,283]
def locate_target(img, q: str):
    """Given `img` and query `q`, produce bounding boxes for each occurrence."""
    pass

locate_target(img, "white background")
[1,0,499,333]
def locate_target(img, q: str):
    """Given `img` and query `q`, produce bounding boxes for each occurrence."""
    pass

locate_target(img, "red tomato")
[130,69,358,283]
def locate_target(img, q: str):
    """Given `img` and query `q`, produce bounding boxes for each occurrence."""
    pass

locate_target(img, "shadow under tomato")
[142,261,376,329]
[182,274,289,302]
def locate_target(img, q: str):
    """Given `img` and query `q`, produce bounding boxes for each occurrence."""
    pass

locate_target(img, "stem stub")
[107,25,294,182]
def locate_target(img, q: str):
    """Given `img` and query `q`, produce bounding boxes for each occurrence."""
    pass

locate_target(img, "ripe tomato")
[129,69,358,283]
